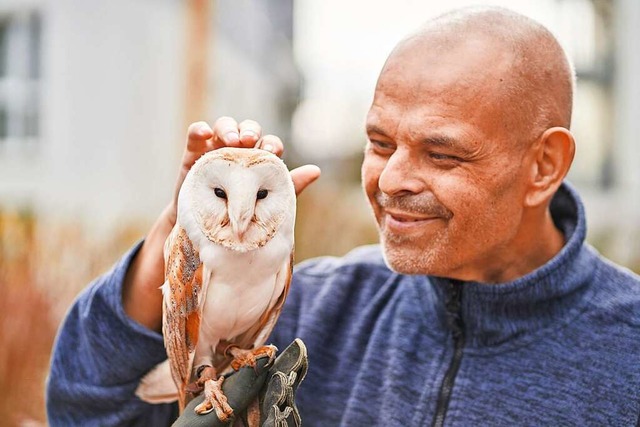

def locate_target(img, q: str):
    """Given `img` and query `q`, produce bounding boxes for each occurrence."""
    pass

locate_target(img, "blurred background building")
[0,0,637,424]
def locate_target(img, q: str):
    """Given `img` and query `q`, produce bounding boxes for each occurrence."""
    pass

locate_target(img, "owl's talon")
[194,401,214,415]
[196,364,212,378]
[193,377,234,421]
[186,364,214,393]
[195,365,217,386]
[229,344,277,371]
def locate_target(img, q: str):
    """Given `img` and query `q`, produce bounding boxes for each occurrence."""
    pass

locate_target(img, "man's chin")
[380,239,440,275]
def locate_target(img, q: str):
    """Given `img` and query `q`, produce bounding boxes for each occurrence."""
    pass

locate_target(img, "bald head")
[364,7,577,281]
[381,6,575,144]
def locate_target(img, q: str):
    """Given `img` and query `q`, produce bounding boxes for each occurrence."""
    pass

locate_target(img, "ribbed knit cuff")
[83,239,167,384]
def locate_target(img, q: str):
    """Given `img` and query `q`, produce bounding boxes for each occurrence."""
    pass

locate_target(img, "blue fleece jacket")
[47,183,640,426]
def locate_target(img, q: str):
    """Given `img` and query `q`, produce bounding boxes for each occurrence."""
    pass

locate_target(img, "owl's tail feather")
[135,359,180,404]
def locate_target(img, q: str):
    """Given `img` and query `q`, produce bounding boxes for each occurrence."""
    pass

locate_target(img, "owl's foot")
[185,364,212,394]
[229,344,277,371]
[192,366,233,421]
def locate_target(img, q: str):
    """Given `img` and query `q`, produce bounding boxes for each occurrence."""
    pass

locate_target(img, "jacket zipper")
[431,281,465,427]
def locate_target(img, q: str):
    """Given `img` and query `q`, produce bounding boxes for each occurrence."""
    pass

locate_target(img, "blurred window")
[556,0,614,189]
[0,10,41,142]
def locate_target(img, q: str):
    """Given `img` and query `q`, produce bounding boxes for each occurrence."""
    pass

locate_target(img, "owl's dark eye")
[214,188,227,199]
[257,189,268,200]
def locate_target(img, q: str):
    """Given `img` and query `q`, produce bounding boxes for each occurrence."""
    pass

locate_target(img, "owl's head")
[180,147,296,252]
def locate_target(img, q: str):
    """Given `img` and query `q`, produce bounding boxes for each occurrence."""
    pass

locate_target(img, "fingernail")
[223,131,239,144]
[262,144,273,152]
[241,130,257,139]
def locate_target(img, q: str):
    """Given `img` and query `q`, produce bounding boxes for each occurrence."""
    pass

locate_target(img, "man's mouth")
[389,214,426,222]
[384,210,440,230]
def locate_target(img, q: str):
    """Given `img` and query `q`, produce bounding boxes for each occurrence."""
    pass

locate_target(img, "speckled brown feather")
[163,225,204,410]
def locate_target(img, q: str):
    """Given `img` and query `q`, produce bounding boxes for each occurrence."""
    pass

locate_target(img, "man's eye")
[430,152,461,162]
[369,140,395,153]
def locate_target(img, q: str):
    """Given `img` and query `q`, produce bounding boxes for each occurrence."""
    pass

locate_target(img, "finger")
[186,121,214,151]
[255,134,284,157]
[183,121,214,167]
[290,165,321,196]
[238,119,262,147]
[212,116,240,147]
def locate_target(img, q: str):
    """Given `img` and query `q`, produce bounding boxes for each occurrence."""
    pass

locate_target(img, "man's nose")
[378,148,426,195]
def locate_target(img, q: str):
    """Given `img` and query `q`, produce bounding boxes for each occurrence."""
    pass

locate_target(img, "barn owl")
[136,147,296,421]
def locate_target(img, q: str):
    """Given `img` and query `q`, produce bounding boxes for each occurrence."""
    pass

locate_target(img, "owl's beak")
[229,205,253,241]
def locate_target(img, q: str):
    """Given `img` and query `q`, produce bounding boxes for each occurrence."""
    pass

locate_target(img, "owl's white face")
[183,148,296,252]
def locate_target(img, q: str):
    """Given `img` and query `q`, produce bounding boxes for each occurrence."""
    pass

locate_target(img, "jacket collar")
[429,182,598,348]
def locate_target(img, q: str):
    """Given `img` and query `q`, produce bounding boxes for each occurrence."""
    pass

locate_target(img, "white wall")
[0,0,299,234]
[41,0,184,227]
[0,0,185,230]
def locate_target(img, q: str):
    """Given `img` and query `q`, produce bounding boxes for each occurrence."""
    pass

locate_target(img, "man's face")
[363,38,533,282]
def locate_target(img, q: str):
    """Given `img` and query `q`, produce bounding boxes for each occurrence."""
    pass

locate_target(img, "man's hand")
[122,118,321,331]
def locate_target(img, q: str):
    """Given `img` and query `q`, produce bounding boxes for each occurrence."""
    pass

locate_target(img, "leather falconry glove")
[173,339,308,427]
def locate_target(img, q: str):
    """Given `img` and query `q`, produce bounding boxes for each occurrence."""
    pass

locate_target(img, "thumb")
[290,165,321,196]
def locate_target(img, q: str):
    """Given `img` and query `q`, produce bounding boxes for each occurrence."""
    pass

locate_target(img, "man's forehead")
[366,110,476,144]
[368,70,504,134]
[375,37,516,121]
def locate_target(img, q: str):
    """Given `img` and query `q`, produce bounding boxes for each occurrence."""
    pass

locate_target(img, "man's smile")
[383,210,441,232]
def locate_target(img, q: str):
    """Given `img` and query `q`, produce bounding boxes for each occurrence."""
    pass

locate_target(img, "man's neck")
[462,208,565,284]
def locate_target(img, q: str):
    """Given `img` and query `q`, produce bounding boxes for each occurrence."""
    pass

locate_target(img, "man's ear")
[525,127,575,207]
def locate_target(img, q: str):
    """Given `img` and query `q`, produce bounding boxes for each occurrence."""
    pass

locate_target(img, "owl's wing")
[162,225,204,409]
[235,251,294,351]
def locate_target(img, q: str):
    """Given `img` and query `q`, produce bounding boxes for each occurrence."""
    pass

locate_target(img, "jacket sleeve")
[46,241,178,426]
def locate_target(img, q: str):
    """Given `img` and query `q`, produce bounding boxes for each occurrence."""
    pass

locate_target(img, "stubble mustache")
[374,192,453,220]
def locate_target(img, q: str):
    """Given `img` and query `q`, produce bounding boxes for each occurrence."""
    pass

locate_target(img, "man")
[47,6,640,426]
